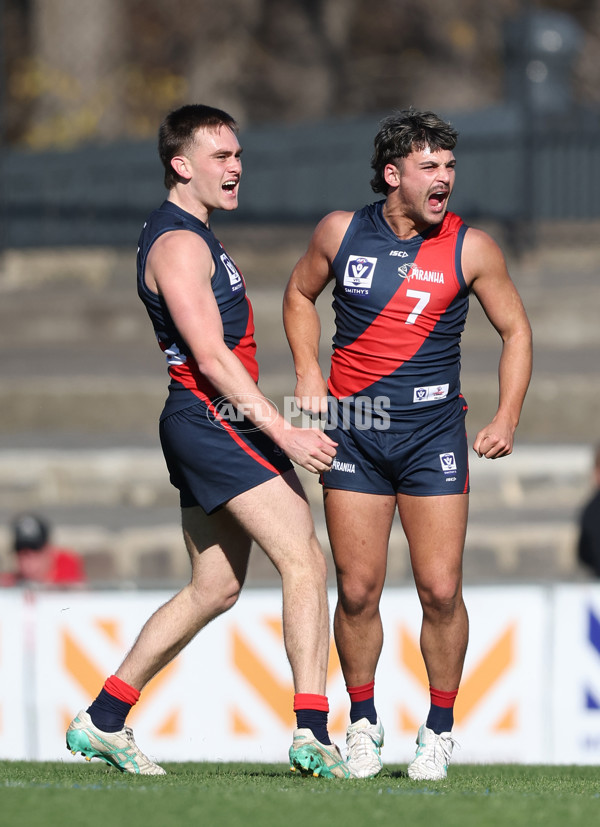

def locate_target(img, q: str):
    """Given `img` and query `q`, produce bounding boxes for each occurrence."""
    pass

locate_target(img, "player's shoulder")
[150,222,213,260]
[146,224,215,290]
[310,210,355,256]
[462,225,505,259]
[317,209,355,233]
[462,225,509,284]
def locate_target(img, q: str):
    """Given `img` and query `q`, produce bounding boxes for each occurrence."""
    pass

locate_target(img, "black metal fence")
[2,106,599,249]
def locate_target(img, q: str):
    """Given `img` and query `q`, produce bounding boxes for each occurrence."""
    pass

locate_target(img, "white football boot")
[345,717,384,778]
[66,709,166,775]
[407,723,457,781]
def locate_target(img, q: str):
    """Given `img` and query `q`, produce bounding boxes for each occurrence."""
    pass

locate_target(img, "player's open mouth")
[429,190,448,209]
[222,180,238,193]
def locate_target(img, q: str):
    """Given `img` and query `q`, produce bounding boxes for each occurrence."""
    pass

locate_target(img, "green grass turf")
[1,762,600,827]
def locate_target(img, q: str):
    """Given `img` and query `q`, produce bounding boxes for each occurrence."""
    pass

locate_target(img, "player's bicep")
[149,232,224,349]
[289,242,334,303]
[463,228,528,337]
[288,211,352,302]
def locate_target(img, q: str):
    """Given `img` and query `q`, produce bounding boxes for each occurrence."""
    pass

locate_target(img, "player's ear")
[383,163,400,189]
[171,155,192,181]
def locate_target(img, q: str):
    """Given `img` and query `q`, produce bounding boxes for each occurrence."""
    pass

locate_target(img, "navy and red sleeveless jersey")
[328,201,470,428]
[136,201,258,418]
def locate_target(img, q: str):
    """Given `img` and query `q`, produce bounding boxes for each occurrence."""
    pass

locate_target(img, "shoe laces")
[425,731,459,767]
[123,727,149,759]
[347,727,379,758]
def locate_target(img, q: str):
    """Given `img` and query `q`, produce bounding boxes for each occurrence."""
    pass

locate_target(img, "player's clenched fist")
[279,426,337,474]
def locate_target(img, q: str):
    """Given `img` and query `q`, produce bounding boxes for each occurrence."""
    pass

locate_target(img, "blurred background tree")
[3,0,600,150]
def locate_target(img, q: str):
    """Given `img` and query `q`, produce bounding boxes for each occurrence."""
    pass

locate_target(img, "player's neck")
[381,201,423,240]
[167,190,211,227]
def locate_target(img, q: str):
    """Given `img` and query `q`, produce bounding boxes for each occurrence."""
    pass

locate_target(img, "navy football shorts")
[322,395,469,497]
[160,400,293,514]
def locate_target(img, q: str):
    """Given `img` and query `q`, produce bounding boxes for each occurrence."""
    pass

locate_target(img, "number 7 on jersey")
[405,289,431,324]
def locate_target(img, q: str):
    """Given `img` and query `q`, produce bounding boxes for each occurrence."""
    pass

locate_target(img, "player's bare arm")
[283,211,353,413]
[462,228,533,459]
[148,230,337,473]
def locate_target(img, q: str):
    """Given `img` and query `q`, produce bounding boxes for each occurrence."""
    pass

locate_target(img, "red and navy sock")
[87,675,140,733]
[425,686,458,735]
[294,693,331,745]
[348,679,377,724]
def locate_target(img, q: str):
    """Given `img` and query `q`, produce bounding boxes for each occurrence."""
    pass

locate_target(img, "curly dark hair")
[370,108,458,194]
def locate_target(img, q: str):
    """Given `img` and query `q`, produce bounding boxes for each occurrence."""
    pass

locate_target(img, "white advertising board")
[552,584,600,764]
[376,586,550,764]
[0,584,555,765]
[0,591,28,760]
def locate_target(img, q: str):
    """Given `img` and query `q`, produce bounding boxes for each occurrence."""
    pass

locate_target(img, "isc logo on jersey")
[343,256,377,294]
[221,253,243,291]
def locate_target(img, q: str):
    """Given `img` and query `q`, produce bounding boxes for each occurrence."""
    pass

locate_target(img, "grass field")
[2,761,600,827]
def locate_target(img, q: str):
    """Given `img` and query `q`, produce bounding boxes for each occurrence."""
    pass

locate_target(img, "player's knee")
[338,578,381,617]
[418,578,462,618]
[216,585,243,614]
[190,577,243,618]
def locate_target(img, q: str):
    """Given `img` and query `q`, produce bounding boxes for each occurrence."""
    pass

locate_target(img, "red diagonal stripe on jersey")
[232,296,258,380]
[167,301,278,474]
[167,294,259,398]
[169,360,218,398]
[329,235,460,399]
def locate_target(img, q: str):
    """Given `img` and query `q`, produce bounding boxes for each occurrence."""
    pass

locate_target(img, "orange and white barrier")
[1,585,600,764]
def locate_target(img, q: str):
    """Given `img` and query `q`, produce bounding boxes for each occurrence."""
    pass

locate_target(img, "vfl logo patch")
[439,452,457,474]
[221,253,243,291]
[413,384,449,403]
[343,256,377,294]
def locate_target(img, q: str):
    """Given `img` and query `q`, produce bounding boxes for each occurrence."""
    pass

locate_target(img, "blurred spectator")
[0,513,86,587]
[577,445,600,577]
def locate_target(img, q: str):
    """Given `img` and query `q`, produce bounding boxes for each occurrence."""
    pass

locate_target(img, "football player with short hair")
[66,104,348,779]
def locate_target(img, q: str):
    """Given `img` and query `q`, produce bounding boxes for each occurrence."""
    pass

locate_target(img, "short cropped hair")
[158,104,239,190]
[370,108,458,194]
